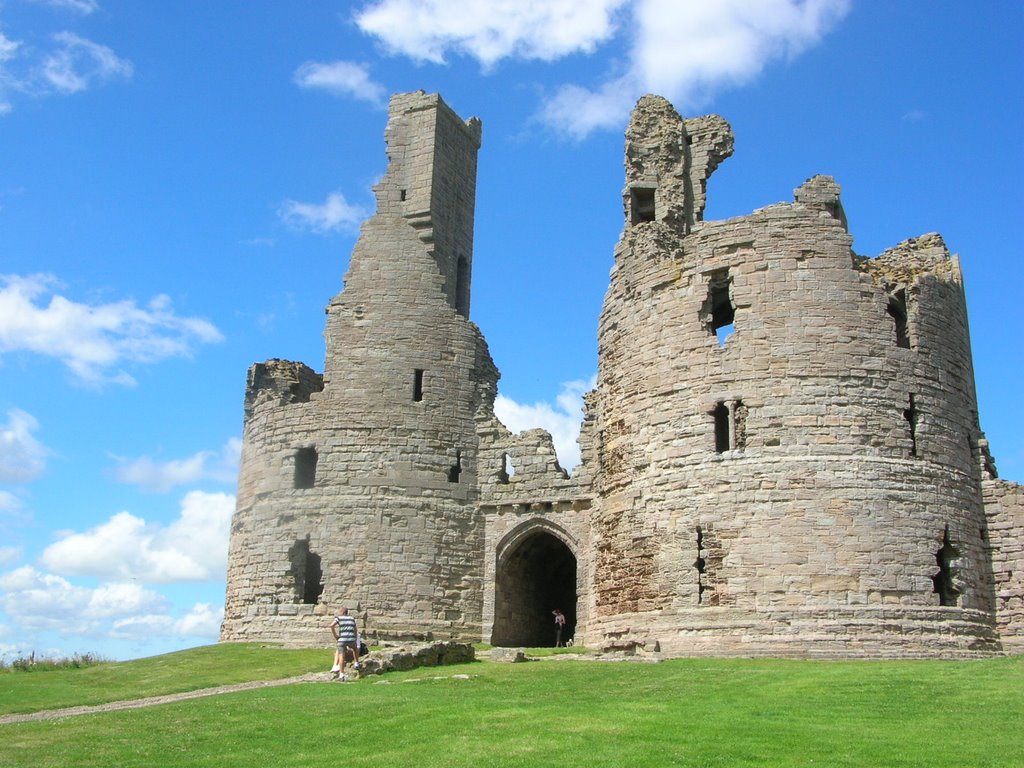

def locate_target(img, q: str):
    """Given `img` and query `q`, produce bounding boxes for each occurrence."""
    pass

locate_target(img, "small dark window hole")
[413,369,424,402]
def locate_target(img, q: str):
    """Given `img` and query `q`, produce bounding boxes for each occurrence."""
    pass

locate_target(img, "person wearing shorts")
[330,607,360,680]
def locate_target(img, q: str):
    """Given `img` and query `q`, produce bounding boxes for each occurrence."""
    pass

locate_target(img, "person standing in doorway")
[330,607,360,680]
[552,608,566,647]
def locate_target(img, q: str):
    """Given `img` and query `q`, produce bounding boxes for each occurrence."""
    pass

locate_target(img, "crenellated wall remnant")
[221,91,1022,659]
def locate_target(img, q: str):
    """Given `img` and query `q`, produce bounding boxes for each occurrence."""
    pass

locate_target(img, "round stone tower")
[588,95,997,657]
[222,92,497,644]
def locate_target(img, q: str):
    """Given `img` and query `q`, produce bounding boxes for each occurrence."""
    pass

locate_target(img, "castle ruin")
[221,91,1024,658]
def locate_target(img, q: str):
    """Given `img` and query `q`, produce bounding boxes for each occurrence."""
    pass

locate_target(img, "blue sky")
[1,1,1021,661]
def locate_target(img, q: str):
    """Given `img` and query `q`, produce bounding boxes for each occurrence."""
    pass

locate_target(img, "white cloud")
[495,376,594,470]
[0,273,224,386]
[111,437,241,493]
[40,490,235,583]
[0,409,48,483]
[40,31,132,94]
[0,490,23,513]
[0,30,22,115]
[0,566,110,632]
[356,0,628,67]
[173,602,223,637]
[32,0,100,13]
[279,191,367,235]
[0,565,224,644]
[355,0,849,138]
[110,601,222,640]
[0,32,20,63]
[0,545,21,566]
[546,0,850,137]
[294,60,385,105]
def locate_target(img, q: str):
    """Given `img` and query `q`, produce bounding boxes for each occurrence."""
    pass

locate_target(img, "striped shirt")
[333,614,357,644]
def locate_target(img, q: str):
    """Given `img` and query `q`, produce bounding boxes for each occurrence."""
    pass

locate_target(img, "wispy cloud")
[495,376,594,470]
[279,191,367,234]
[40,31,133,94]
[0,273,223,386]
[0,23,131,114]
[110,438,241,493]
[0,546,20,567]
[29,0,100,14]
[0,30,22,114]
[39,490,235,583]
[0,409,49,484]
[111,602,223,640]
[354,0,849,138]
[293,60,385,106]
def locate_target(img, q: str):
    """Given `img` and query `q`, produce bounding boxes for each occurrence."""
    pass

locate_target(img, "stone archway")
[491,528,577,647]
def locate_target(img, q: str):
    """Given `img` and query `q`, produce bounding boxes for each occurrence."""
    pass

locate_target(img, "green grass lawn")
[0,643,326,715]
[1,646,1022,768]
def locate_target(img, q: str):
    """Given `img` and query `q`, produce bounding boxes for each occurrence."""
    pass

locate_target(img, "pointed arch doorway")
[491,527,577,647]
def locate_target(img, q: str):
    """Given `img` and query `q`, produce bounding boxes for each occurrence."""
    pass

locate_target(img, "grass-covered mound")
[1,646,1022,767]
[0,643,325,715]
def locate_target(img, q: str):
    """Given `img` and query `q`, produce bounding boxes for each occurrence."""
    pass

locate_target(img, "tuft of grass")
[0,648,1021,767]
[0,652,108,672]
[519,645,591,657]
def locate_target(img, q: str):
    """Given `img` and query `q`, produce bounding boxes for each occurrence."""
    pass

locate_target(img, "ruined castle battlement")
[221,92,1023,657]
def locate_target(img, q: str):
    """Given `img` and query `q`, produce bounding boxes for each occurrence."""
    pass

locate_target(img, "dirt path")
[0,672,331,725]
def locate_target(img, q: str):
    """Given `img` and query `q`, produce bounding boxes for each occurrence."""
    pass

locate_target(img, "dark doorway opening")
[492,530,577,647]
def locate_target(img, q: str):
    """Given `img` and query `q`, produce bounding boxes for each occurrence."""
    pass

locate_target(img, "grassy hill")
[1,645,1022,767]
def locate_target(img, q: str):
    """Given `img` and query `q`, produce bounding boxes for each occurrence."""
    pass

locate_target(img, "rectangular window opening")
[413,369,424,402]
[703,269,736,345]
[294,447,317,489]
[288,536,324,605]
[447,449,462,483]
[498,452,515,484]
[630,186,656,224]
[713,402,730,453]
[887,289,910,348]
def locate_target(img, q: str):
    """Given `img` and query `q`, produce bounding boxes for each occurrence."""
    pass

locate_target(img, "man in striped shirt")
[330,607,360,680]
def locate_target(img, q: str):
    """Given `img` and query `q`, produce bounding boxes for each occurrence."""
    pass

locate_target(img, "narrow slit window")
[413,369,424,402]
[904,394,918,457]
[887,289,910,348]
[447,450,462,483]
[294,447,317,489]
[694,526,707,605]
[630,186,656,224]
[932,526,960,606]
[713,402,730,453]
[455,256,470,317]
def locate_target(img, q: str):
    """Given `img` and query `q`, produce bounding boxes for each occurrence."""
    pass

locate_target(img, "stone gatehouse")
[220,91,1023,658]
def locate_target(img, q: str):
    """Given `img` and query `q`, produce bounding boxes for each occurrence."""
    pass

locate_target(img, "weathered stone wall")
[586,95,1000,657]
[984,479,1024,651]
[223,90,1021,659]
[222,92,496,645]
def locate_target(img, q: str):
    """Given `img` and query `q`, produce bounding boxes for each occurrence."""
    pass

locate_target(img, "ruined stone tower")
[222,92,1023,658]
[222,92,498,643]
